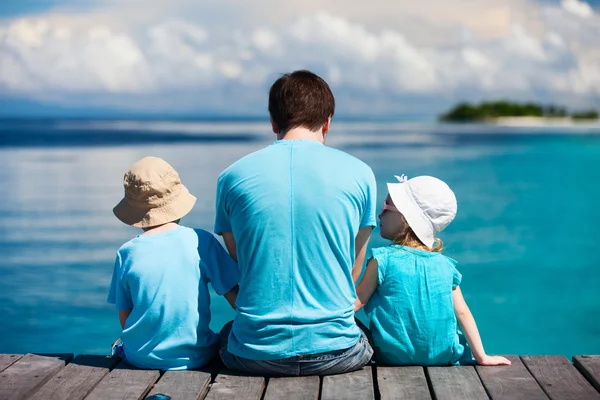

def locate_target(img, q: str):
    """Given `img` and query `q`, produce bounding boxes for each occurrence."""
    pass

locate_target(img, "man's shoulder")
[218,147,271,180]
[322,146,373,172]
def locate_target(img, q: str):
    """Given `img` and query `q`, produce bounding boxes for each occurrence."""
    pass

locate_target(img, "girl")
[354,175,510,366]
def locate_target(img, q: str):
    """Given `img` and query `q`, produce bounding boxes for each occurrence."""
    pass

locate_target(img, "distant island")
[440,101,599,123]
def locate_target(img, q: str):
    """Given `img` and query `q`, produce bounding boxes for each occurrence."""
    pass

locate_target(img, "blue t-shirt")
[365,245,464,365]
[215,140,377,360]
[107,226,239,370]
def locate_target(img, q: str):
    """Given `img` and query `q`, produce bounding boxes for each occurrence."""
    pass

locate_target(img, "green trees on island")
[571,109,599,120]
[440,101,599,122]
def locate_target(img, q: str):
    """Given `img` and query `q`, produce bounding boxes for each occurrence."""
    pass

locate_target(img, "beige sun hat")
[113,157,197,228]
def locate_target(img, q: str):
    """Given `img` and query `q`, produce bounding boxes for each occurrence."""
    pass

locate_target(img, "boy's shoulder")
[116,235,141,255]
[116,226,199,254]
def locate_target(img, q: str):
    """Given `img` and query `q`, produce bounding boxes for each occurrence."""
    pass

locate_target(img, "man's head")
[268,70,335,136]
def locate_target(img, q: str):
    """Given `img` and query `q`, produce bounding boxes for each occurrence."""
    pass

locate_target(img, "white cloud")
[0,0,598,113]
[561,0,594,18]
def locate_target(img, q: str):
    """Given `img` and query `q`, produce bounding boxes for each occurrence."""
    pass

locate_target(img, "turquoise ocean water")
[0,119,599,357]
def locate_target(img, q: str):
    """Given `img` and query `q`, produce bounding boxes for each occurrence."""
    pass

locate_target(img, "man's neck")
[277,126,324,143]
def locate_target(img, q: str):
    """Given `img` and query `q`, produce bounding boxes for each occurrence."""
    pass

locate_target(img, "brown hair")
[393,213,444,252]
[268,70,335,134]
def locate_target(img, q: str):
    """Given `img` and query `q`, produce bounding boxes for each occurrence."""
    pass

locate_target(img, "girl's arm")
[224,284,239,310]
[452,287,511,366]
[119,309,132,329]
[354,258,379,312]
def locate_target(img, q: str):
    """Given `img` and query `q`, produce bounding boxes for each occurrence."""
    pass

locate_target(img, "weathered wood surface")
[84,362,160,400]
[263,376,320,400]
[377,366,431,400]
[0,355,23,373]
[522,355,600,400]
[428,366,488,400]
[146,370,212,400]
[204,372,265,400]
[0,353,72,400]
[321,367,374,400]
[476,355,548,400]
[573,355,600,393]
[29,355,120,400]
[1,354,600,399]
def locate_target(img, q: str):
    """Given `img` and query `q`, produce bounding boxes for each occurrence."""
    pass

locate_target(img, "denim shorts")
[218,321,373,376]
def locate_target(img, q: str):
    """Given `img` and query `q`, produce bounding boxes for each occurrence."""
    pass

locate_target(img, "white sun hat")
[387,175,457,247]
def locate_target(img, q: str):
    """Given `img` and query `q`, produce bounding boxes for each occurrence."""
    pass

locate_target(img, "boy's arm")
[200,233,240,311]
[223,285,239,310]
[354,258,379,312]
[352,226,372,284]
[118,309,132,329]
[452,287,511,366]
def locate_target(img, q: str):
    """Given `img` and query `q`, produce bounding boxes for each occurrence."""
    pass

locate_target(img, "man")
[215,70,376,376]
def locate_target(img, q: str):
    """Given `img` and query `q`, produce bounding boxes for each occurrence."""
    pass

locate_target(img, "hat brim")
[387,182,435,247]
[113,187,197,228]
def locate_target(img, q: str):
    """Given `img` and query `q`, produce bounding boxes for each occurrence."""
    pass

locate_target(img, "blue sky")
[0,0,599,116]
[0,0,97,18]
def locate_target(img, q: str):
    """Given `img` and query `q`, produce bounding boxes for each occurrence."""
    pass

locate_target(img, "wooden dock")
[0,353,599,399]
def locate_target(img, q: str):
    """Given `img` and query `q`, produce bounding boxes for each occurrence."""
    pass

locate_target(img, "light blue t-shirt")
[107,226,239,370]
[215,140,377,360]
[365,245,464,365]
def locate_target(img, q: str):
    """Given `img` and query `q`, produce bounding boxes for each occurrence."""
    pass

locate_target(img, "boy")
[108,156,238,370]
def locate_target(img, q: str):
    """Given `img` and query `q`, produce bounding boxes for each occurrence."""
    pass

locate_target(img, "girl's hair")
[393,213,444,252]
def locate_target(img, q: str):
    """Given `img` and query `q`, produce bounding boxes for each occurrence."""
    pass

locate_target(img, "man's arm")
[223,285,239,310]
[352,226,372,284]
[221,232,237,261]
[118,309,132,329]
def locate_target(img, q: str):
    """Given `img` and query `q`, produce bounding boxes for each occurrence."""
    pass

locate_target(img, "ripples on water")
[0,119,599,356]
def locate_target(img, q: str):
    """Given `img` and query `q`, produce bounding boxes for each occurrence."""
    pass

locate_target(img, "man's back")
[215,139,376,360]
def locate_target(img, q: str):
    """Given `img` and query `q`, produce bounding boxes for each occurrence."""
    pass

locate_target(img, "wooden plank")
[522,355,600,400]
[427,366,488,400]
[204,371,265,400]
[573,355,600,393]
[263,376,319,400]
[0,353,72,400]
[146,370,212,400]
[377,366,431,400]
[476,355,547,400]
[85,362,160,400]
[321,367,374,400]
[28,355,120,400]
[0,355,23,373]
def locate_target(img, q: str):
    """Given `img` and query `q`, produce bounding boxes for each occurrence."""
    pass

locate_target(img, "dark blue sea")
[1,118,599,357]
